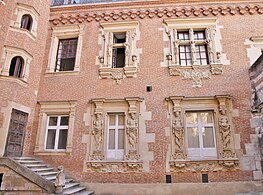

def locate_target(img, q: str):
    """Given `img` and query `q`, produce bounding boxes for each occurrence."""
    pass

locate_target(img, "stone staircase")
[13,157,94,195]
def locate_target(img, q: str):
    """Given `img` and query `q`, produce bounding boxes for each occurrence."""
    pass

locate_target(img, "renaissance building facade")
[0,0,263,194]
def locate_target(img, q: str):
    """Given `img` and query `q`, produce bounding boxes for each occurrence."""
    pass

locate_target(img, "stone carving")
[52,5,263,25]
[110,70,123,84]
[91,112,104,160]
[170,68,212,88]
[86,161,143,172]
[55,166,65,194]
[219,109,231,150]
[172,111,185,159]
[126,112,140,160]
[170,159,239,172]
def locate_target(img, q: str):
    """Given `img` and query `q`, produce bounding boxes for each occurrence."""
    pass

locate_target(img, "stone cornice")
[50,3,263,25]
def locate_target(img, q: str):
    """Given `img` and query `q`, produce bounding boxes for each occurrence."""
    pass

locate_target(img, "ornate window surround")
[164,18,225,88]
[34,101,77,155]
[0,46,32,83]
[86,97,143,172]
[10,3,39,39]
[165,95,239,172]
[46,25,84,75]
[97,21,141,84]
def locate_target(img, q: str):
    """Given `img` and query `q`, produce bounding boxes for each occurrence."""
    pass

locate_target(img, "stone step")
[74,190,95,195]
[63,182,80,190]
[25,164,48,168]
[63,186,87,195]
[45,175,56,181]
[39,171,58,176]
[13,157,36,160]
[16,160,43,164]
[30,167,54,172]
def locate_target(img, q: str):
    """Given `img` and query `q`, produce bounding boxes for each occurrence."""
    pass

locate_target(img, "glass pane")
[109,129,115,149]
[200,112,213,123]
[186,113,198,124]
[185,46,191,52]
[49,117,58,126]
[202,127,215,148]
[46,129,56,149]
[179,46,185,52]
[60,116,69,126]
[187,127,200,148]
[58,129,68,149]
[109,115,115,126]
[118,115,125,126]
[118,129,124,149]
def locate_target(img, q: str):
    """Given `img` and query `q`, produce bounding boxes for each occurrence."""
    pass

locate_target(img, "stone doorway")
[4,109,28,157]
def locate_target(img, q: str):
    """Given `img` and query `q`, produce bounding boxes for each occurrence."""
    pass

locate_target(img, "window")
[178,30,209,66]
[55,38,78,72]
[20,14,33,31]
[46,25,84,73]
[107,113,125,160]
[34,101,76,154]
[166,96,238,172]
[98,21,140,82]
[45,116,69,150]
[9,56,24,78]
[164,18,225,87]
[186,111,216,159]
[1,46,32,83]
[112,33,126,68]
[10,3,39,39]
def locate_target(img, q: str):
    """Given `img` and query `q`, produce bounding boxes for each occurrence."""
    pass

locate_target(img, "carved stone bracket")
[86,161,143,172]
[170,159,239,172]
[169,65,223,88]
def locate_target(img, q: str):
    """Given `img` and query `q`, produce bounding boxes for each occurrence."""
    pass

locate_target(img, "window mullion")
[55,116,61,150]
[189,28,197,65]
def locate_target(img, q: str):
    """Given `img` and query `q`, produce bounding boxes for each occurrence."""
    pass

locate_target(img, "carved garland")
[51,5,263,25]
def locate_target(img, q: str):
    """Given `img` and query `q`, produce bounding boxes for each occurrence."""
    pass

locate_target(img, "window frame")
[10,3,39,39]
[46,25,84,74]
[98,21,140,82]
[20,14,33,31]
[9,56,24,78]
[34,101,76,155]
[1,46,32,83]
[185,110,217,160]
[44,115,69,151]
[106,113,125,161]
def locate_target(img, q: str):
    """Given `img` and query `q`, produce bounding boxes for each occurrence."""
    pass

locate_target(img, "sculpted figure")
[172,111,183,151]
[55,166,65,194]
[127,112,138,150]
[219,110,231,150]
[93,113,103,152]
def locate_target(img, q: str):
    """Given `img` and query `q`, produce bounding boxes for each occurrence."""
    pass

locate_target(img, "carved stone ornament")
[169,159,239,172]
[86,161,143,172]
[51,5,263,25]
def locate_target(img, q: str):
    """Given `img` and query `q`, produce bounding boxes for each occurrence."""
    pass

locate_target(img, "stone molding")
[169,159,239,172]
[166,95,238,172]
[86,161,143,172]
[50,4,263,25]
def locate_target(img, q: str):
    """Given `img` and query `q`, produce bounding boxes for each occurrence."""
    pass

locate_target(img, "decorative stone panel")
[166,95,239,172]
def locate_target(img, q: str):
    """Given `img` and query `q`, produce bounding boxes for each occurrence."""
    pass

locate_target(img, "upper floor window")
[186,111,216,159]
[55,38,78,72]
[45,116,69,150]
[9,56,24,78]
[20,14,33,31]
[10,3,39,39]
[46,25,84,74]
[98,21,141,83]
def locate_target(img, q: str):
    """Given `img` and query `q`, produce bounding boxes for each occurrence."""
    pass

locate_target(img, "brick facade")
[0,0,263,186]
